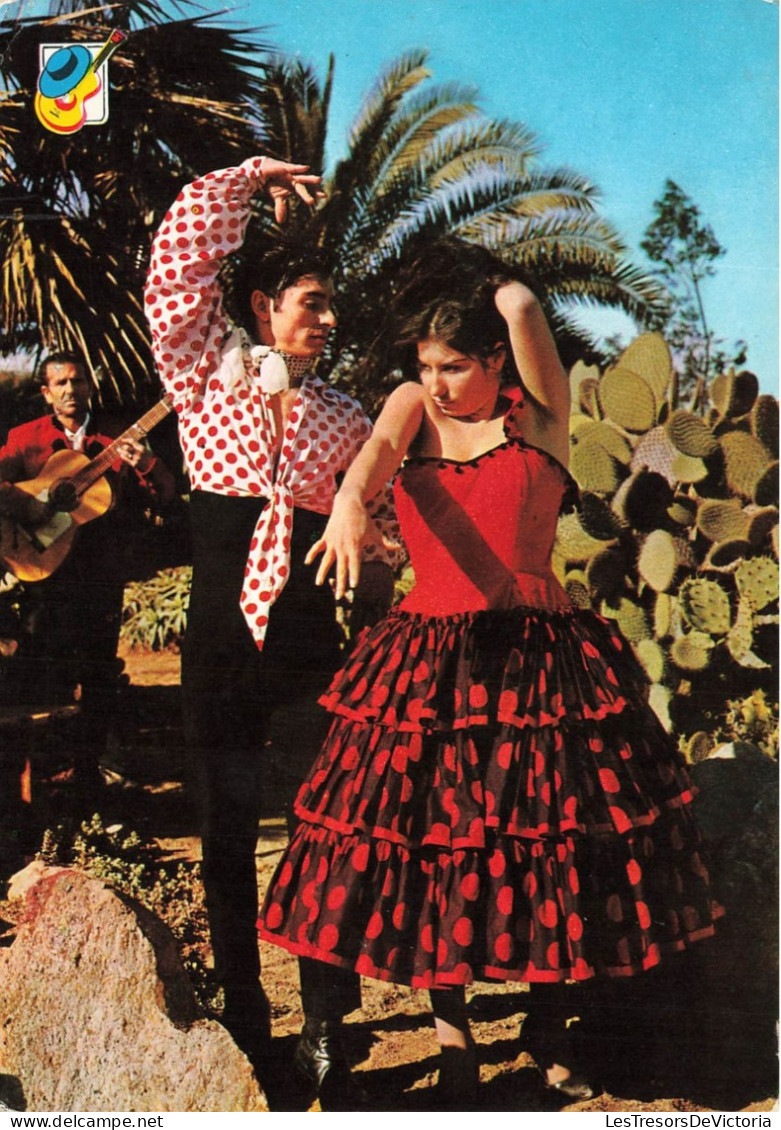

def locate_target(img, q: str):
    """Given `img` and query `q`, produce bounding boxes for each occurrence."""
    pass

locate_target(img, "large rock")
[0,869,268,1112]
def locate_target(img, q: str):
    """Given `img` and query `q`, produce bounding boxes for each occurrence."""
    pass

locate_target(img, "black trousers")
[182,490,360,1022]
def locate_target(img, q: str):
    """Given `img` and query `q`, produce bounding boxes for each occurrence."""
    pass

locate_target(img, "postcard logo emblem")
[34,29,126,135]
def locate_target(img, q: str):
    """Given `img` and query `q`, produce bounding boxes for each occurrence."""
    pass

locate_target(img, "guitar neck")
[71,397,173,491]
[90,29,127,72]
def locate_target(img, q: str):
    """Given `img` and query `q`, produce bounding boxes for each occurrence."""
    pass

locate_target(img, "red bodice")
[395,437,574,616]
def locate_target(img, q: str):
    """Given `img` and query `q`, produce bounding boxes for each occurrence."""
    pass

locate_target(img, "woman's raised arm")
[494,282,571,465]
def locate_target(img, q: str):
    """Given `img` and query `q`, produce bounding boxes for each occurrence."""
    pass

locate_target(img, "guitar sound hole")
[49,480,79,512]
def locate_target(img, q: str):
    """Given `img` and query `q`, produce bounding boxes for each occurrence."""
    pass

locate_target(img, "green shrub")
[121,567,191,651]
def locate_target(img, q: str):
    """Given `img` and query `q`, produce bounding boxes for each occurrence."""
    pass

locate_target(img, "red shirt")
[0,412,174,504]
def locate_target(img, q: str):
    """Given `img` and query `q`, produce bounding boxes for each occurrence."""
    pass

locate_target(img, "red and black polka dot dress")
[258,403,720,989]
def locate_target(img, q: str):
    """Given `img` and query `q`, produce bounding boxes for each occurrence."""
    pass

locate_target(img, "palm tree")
[2,13,664,415]
[0,0,271,408]
[249,50,665,407]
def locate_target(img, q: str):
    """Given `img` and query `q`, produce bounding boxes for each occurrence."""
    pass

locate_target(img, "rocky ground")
[0,643,776,1114]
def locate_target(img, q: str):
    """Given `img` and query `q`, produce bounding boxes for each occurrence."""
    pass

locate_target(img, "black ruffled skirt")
[258,606,720,989]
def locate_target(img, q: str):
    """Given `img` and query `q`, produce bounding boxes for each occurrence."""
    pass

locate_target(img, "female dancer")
[258,239,719,1105]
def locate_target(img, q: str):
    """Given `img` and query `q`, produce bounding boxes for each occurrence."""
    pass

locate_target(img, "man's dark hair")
[234,241,333,335]
[37,350,88,388]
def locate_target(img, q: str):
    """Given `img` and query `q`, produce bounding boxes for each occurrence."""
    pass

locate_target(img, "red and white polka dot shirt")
[145,157,397,648]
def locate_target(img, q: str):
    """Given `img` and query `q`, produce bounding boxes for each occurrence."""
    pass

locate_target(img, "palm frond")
[422,118,543,183]
[364,81,480,188]
[1,207,156,404]
[346,49,431,152]
[255,52,332,166]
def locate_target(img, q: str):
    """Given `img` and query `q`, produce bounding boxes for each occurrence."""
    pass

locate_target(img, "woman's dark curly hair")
[387,238,535,384]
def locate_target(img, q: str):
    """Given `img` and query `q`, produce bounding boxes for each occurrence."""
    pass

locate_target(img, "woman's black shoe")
[435,1042,480,1109]
[521,1013,596,1102]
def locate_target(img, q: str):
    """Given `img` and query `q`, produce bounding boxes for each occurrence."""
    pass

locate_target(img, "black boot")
[521,1011,596,1101]
[294,1018,369,1111]
[435,1043,480,1110]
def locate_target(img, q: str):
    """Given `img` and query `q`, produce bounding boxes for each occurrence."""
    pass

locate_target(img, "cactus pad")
[616,597,651,642]
[735,556,779,611]
[615,333,672,401]
[685,732,713,763]
[721,432,772,499]
[648,683,672,732]
[586,422,633,464]
[751,394,779,456]
[638,529,677,593]
[631,425,678,484]
[670,451,708,484]
[587,547,628,604]
[670,632,714,671]
[570,360,601,405]
[613,469,674,531]
[705,539,752,569]
[635,638,666,683]
[600,368,658,432]
[579,492,626,540]
[668,495,697,528]
[747,506,779,548]
[564,570,592,609]
[570,414,596,440]
[570,438,621,494]
[696,499,750,543]
[555,512,614,561]
[579,377,601,418]
[654,592,673,638]
[727,596,754,662]
[710,369,760,419]
[754,461,778,508]
[679,578,732,634]
[666,410,719,458]
[673,536,697,570]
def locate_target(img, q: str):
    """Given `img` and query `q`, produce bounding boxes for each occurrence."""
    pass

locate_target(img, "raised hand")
[260,158,326,224]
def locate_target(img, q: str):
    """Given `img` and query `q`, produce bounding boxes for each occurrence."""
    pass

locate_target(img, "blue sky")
[235,0,779,390]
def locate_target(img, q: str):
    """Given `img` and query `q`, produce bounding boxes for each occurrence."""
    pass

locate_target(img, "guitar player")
[0,350,176,791]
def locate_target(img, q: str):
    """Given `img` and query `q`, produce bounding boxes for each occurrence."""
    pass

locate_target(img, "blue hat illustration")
[38,45,93,99]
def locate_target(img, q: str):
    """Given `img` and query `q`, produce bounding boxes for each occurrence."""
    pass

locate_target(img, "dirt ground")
[4,643,777,1115]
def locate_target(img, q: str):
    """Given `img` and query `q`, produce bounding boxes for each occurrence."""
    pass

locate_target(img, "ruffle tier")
[301,607,694,845]
[258,606,720,987]
[259,814,717,988]
[320,606,651,732]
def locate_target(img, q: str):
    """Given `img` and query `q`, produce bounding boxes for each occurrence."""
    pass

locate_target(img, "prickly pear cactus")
[638,529,677,593]
[679,578,732,634]
[556,334,779,745]
[736,556,779,610]
[667,410,719,458]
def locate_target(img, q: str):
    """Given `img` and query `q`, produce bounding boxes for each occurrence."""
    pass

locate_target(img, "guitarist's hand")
[115,439,155,474]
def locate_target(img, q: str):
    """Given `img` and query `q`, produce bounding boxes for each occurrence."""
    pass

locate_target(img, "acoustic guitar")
[0,397,173,582]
